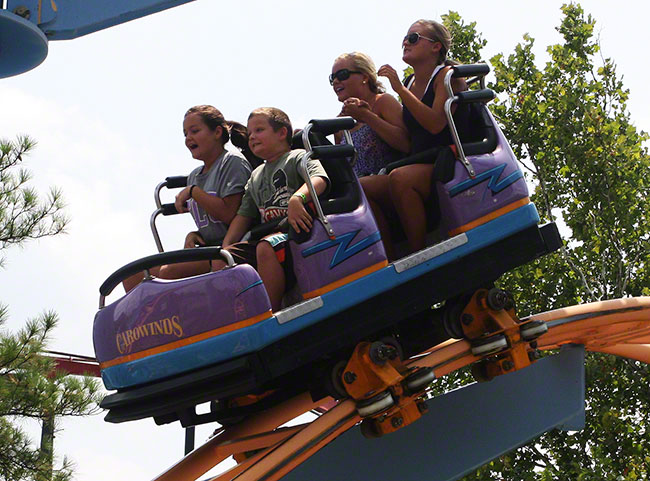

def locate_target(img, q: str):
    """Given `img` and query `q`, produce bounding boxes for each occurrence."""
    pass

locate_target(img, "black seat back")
[462,103,498,156]
[291,130,361,216]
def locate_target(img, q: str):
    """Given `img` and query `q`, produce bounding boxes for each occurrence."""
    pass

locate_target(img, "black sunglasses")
[329,68,362,85]
[404,32,437,45]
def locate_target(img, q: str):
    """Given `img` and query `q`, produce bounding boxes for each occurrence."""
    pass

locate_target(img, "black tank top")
[402,69,470,154]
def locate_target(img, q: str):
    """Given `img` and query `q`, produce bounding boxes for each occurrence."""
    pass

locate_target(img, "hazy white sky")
[1,1,649,479]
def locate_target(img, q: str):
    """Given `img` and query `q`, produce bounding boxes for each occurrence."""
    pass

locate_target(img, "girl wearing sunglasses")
[330,52,409,178]
[362,19,470,258]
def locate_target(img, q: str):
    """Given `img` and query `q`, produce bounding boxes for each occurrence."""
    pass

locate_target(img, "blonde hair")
[334,52,385,94]
[413,19,456,65]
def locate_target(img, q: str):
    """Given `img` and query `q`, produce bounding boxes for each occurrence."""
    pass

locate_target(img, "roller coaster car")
[93,64,561,427]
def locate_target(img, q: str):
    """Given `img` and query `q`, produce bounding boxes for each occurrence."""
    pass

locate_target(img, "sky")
[1,1,649,479]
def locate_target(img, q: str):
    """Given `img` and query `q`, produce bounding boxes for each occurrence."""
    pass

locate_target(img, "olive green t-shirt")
[237,149,328,222]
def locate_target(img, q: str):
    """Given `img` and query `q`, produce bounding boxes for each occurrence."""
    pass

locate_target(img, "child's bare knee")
[256,242,276,262]
[211,260,226,271]
[157,264,173,279]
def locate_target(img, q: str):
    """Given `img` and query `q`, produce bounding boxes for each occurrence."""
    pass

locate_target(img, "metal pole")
[184,426,195,455]
[38,413,55,481]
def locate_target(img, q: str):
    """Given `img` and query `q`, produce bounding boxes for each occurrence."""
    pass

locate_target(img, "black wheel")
[324,360,348,399]
[486,288,509,310]
[520,320,548,341]
[403,368,435,394]
[368,340,402,365]
[471,334,508,357]
[471,361,493,383]
[356,391,394,418]
[360,419,383,439]
[379,336,404,361]
[442,302,465,339]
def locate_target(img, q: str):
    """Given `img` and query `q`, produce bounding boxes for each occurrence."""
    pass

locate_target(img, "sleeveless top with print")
[342,123,400,177]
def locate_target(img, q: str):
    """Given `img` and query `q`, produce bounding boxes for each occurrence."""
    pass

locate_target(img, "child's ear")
[214,125,223,140]
[279,126,289,143]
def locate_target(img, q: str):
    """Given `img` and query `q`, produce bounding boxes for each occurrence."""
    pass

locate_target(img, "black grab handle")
[308,117,356,136]
[248,217,288,241]
[455,89,495,104]
[311,144,356,160]
[160,203,180,216]
[452,63,490,79]
[99,247,225,297]
[384,146,444,174]
[165,176,188,189]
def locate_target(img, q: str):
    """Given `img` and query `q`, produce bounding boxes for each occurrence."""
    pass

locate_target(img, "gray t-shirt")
[238,149,328,222]
[187,149,251,244]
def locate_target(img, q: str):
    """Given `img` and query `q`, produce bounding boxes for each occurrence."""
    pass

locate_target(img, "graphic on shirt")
[260,169,290,222]
[189,193,221,229]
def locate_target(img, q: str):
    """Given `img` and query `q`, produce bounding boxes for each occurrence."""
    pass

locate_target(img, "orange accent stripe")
[100,310,273,369]
[448,197,530,236]
[302,260,388,299]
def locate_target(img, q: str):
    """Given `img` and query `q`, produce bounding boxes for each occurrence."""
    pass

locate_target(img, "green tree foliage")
[0,137,101,481]
[442,10,486,65]
[0,136,67,268]
[440,5,650,480]
[489,4,650,311]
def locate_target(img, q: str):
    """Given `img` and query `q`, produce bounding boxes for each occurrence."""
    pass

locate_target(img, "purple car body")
[94,98,535,396]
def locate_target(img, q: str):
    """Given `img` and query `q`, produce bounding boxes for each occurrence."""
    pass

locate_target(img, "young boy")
[223,107,329,311]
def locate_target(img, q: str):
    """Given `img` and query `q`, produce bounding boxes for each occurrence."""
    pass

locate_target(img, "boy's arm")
[294,175,328,200]
[287,176,328,233]
[223,215,254,247]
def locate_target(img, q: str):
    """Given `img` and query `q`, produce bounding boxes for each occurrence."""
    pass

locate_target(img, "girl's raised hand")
[175,185,192,213]
[378,64,404,94]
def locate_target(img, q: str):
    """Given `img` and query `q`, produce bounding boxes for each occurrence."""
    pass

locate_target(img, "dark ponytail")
[226,120,263,169]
